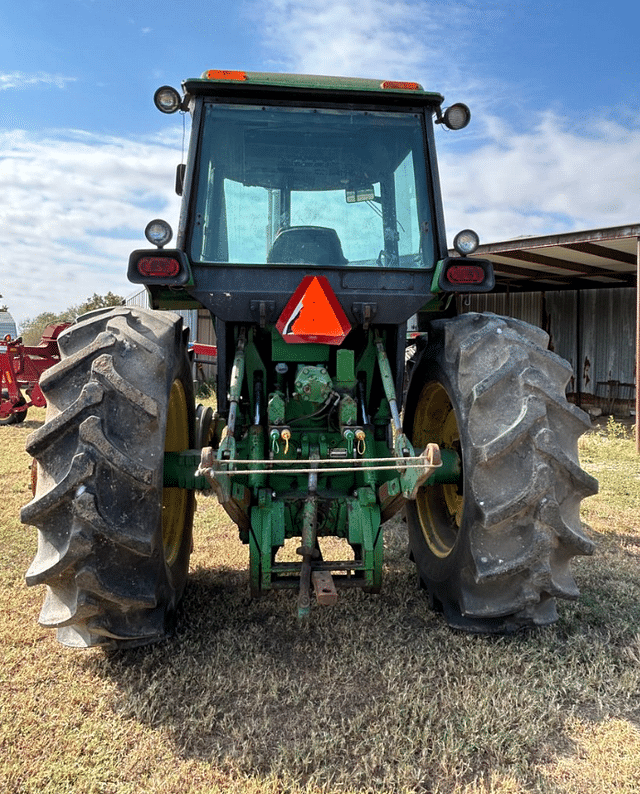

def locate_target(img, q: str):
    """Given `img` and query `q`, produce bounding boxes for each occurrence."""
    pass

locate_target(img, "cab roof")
[183,70,444,107]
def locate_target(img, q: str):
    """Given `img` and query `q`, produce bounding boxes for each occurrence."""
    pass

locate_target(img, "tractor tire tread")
[22,306,194,649]
[405,312,597,632]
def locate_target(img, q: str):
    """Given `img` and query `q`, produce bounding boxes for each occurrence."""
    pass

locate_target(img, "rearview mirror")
[346,185,375,203]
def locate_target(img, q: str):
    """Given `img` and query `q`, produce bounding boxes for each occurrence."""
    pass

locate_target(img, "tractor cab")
[129,71,489,330]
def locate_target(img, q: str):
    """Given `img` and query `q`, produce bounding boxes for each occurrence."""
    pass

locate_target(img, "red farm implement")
[0,323,70,425]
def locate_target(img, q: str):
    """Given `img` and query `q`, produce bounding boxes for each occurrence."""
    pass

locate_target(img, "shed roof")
[465,223,639,292]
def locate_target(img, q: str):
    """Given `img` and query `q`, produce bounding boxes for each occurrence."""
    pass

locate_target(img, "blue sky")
[1,0,638,326]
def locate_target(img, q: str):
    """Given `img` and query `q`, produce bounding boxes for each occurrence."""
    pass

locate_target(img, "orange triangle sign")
[277,276,351,345]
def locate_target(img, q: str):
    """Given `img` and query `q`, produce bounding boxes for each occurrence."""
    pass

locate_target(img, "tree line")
[19,292,124,345]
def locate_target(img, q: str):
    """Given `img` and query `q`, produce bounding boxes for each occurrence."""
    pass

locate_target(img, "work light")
[145,219,173,248]
[154,86,182,114]
[442,103,471,130]
[453,229,480,256]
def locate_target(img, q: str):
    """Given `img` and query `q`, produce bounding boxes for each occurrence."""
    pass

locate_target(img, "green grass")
[2,410,640,793]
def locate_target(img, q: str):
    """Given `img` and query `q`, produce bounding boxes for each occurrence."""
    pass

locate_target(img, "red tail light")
[445,265,486,285]
[128,249,190,285]
[137,257,181,278]
[437,257,494,293]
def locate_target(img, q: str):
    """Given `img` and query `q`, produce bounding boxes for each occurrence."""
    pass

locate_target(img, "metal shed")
[0,309,17,340]
[462,224,639,450]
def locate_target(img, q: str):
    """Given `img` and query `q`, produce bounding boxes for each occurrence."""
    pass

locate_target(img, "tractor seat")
[267,226,348,266]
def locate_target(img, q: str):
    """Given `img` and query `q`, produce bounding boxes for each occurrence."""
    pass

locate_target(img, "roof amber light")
[380,80,421,90]
[204,70,247,81]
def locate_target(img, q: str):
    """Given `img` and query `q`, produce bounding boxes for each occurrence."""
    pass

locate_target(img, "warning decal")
[276,276,351,345]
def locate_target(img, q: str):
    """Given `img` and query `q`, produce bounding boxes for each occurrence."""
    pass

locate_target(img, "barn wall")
[460,287,637,411]
[457,292,544,329]
[575,288,636,408]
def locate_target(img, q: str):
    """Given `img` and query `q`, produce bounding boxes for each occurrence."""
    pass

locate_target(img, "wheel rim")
[162,378,190,567]
[412,381,463,558]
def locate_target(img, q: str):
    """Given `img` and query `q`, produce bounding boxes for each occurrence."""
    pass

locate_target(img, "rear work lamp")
[436,103,472,130]
[154,86,183,114]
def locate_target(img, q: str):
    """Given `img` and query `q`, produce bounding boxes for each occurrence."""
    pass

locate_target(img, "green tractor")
[21,71,597,648]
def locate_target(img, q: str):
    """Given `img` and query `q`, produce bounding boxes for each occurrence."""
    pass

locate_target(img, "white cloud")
[258,0,640,243]
[0,72,76,91]
[0,129,183,327]
[257,0,498,97]
[438,111,640,241]
[261,0,431,77]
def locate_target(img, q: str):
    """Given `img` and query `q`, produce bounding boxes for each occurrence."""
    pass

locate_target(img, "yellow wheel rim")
[162,379,190,567]
[412,381,463,558]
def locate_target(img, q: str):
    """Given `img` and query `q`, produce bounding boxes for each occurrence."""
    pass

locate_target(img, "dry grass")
[2,409,640,793]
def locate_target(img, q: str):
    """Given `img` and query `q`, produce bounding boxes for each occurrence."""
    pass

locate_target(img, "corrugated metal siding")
[546,291,578,377]
[197,309,216,346]
[459,292,543,328]
[459,288,636,406]
[195,309,216,381]
[545,289,637,401]
[125,289,149,309]
[577,288,636,406]
[179,310,199,341]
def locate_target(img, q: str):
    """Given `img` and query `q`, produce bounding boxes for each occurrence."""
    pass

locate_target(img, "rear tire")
[404,313,598,632]
[21,306,195,648]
